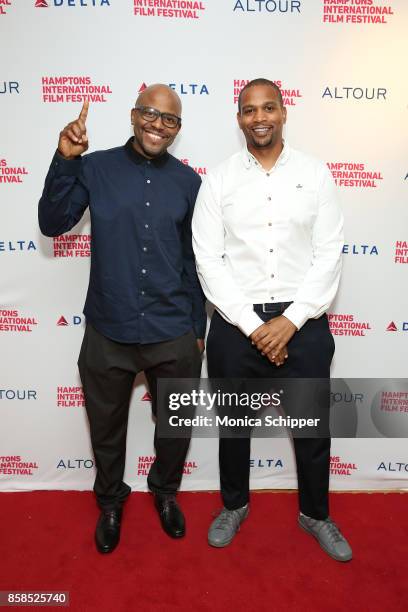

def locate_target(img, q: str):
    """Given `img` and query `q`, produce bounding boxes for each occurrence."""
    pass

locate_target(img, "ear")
[130,108,135,125]
[236,111,243,130]
[282,106,287,125]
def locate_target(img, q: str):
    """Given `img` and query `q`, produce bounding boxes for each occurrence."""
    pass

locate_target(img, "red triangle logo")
[386,321,397,332]
[138,83,147,92]
[35,0,49,7]
[141,391,152,402]
[57,316,69,326]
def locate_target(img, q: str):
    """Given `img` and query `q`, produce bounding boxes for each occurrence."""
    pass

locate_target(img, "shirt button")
[141,290,145,295]
[146,202,150,207]
[141,312,145,316]
[142,269,146,274]
[147,161,151,165]
[143,247,147,252]
[266,173,270,177]
[146,179,151,184]
[267,197,271,201]
[271,274,275,278]
[270,297,275,301]
[268,222,272,227]
[144,224,149,229]
[270,248,274,252]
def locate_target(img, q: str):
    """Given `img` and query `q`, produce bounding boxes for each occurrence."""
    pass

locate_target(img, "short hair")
[238,78,283,113]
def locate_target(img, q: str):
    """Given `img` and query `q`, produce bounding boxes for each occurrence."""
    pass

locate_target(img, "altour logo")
[0,81,19,94]
[53,234,91,257]
[0,310,38,333]
[180,158,207,176]
[330,455,358,476]
[0,159,28,184]
[0,389,37,400]
[36,0,110,8]
[322,0,394,25]
[0,456,39,476]
[328,313,372,337]
[0,0,12,16]
[57,386,85,407]
[233,79,301,106]
[137,456,198,475]
[322,86,387,101]
[133,0,206,19]
[377,462,408,472]
[394,240,408,264]
[233,1,301,14]
[42,76,112,103]
[327,162,383,188]
[57,458,94,469]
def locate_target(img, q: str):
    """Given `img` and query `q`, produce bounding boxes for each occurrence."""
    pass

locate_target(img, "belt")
[253,301,292,314]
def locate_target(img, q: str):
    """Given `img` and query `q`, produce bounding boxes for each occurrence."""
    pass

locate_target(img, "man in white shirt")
[192,78,352,562]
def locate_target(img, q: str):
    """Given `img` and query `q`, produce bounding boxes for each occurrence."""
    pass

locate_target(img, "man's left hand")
[197,339,205,354]
[251,315,297,357]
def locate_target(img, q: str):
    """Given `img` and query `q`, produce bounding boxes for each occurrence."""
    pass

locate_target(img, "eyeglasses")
[134,105,181,129]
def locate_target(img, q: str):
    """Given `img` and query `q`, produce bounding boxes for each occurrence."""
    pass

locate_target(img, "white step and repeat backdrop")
[1,0,407,493]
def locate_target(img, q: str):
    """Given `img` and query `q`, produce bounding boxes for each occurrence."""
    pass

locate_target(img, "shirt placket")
[140,160,153,328]
[265,166,277,303]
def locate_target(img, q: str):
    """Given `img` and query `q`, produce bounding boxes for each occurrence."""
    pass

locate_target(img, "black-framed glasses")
[134,105,181,129]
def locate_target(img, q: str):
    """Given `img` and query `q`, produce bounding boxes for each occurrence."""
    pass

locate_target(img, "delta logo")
[137,455,198,476]
[394,240,408,264]
[57,386,85,407]
[322,86,387,101]
[327,162,383,188]
[0,81,19,94]
[42,76,112,103]
[138,81,209,96]
[0,455,39,476]
[322,0,394,25]
[57,458,94,469]
[0,0,12,17]
[343,244,378,256]
[330,455,358,476]
[0,158,29,184]
[35,1,110,8]
[328,313,372,337]
[133,0,206,19]
[250,458,284,468]
[233,79,302,106]
[0,389,37,400]
[180,158,207,176]
[0,239,37,253]
[386,321,408,332]
[0,309,38,333]
[233,1,301,14]
[56,315,84,326]
[377,461,408,473]
[53,234,91,257]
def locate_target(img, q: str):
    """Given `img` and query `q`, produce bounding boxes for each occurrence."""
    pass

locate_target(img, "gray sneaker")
[298,513,352,562]
[208,505,249,548]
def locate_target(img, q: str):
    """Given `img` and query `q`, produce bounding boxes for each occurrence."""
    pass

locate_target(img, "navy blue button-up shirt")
[39,138,206,344]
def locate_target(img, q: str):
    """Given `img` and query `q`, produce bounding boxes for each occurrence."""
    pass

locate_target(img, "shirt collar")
[241,140,291,170]
[124,137,170,168]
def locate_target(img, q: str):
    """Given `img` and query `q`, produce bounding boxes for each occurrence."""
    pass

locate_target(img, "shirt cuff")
[52,151,83,177]
[238,306,264,337]
[282,303,311,331]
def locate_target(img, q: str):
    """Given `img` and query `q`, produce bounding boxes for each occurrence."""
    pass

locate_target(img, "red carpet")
[1,491,406,612]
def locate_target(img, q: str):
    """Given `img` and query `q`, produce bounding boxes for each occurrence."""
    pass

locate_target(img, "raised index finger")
[78,99,89,123]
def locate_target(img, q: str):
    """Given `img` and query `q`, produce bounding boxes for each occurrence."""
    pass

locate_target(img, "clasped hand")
[250,315,297,366]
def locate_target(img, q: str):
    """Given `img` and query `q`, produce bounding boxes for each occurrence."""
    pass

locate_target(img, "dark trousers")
[78,324,202,511]
[206,305,335,520]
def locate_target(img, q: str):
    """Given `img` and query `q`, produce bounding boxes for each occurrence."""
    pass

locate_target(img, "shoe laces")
[319,518,345,544]
[215,507,245,530]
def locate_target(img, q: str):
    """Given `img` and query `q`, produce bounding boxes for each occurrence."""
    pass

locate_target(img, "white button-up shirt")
[192,143,344,336]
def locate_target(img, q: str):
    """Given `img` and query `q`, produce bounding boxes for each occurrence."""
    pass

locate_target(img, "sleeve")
[283,164,344,330]
[38,151,90,237]
[192,174,264,337]
[181,174,207,339]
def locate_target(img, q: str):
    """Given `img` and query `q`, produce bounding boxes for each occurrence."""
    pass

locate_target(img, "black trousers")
[78,324,202,511]
[206,305,335,520]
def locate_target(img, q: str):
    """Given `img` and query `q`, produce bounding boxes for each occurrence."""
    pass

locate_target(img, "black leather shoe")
[95,509,122,553]
[154,494,185,538]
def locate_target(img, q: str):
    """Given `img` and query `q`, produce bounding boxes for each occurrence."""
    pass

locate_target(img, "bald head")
[136,84,182,117]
